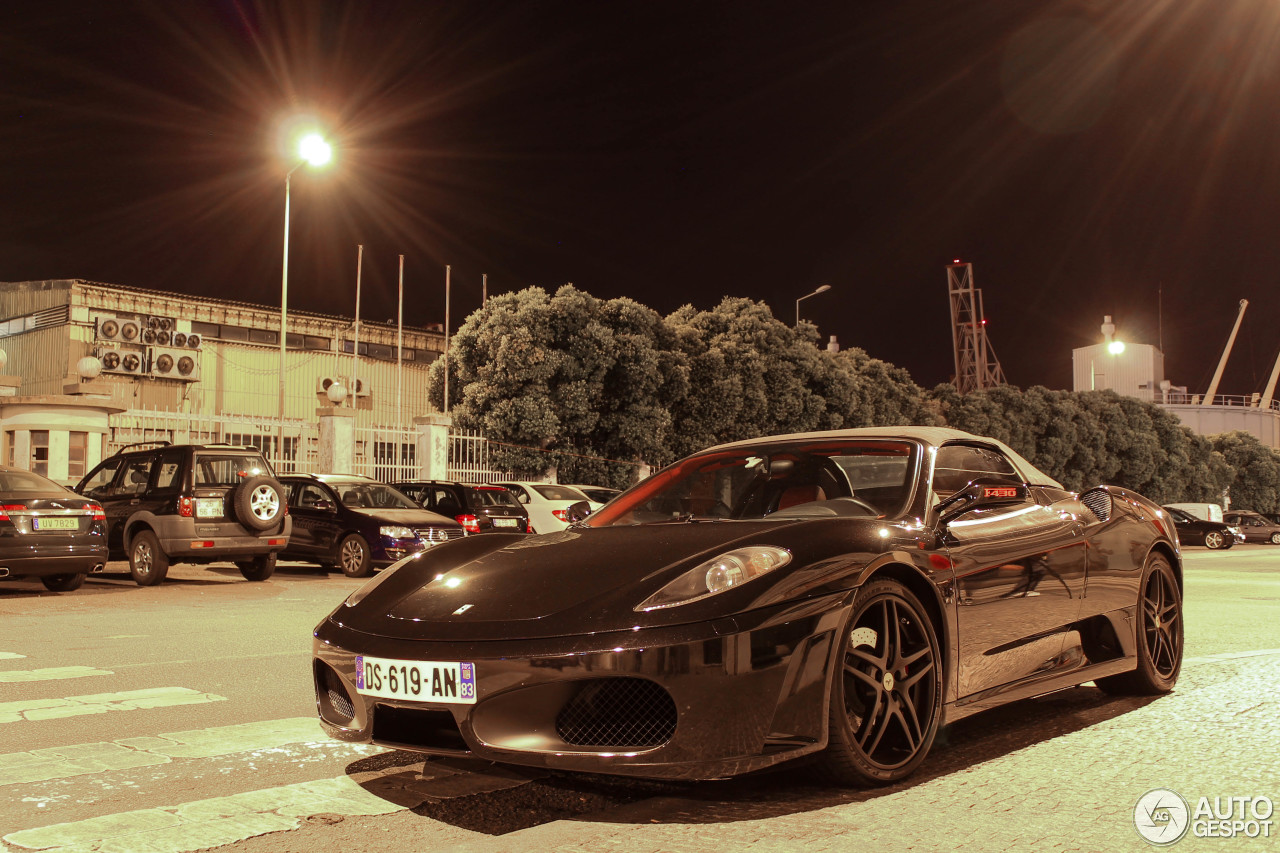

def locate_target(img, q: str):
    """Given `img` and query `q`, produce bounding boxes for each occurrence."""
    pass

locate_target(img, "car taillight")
[178,496,194,517]
[552,509,569,522]
[83,502,105,521]
[0,504,23,521]
[526,520,535,533]
[456,514,481,534]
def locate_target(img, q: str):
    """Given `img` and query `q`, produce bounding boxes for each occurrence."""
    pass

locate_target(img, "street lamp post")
[795,284,832,326]
[278,132,332,470]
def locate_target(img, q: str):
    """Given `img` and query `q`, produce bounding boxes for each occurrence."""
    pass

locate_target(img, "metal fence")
[107,409,511,485]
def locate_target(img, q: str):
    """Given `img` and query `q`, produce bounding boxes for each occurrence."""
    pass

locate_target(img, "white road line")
[2,761,504,853]
[0,666,112,683]
[0,717,370,786]
[0,687,226,724]
[1183,647,1280,664]
[0,652,26,660]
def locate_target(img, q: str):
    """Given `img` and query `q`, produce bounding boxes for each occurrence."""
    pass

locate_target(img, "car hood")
[347,507,457,526]
[333,517,895,641]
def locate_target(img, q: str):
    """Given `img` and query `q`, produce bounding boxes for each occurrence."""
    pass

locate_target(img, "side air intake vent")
[1080,488,1112,523]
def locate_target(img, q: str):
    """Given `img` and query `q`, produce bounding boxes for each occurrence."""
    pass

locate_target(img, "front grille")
[373,704,468,752]
[415,527,466,543]
[556,678,677,748]
[1080,488,1112,522]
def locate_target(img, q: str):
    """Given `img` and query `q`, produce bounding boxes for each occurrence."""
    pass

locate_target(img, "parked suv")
[76,442,290,585]
[1222,510,1280,544]
[393,480,531,534]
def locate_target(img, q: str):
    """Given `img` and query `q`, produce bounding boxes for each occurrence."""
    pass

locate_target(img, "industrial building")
[0,279,448,483]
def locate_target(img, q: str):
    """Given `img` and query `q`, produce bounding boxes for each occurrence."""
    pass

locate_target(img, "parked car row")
[0,441,624,591]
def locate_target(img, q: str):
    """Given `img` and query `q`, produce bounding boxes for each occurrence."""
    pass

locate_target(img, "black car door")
[937,444,1088,698]
[285,482,341,557]
[77,455,127,553]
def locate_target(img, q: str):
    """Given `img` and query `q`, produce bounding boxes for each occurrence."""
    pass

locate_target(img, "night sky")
[4,1,1280,395]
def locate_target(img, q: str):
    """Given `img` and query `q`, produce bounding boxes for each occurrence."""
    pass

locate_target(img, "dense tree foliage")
[430,285,1275,504]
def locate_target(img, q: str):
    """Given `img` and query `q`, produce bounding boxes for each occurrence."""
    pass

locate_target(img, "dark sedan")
[1223,511,1280,544]
[0,466,107,591]
[280,474,464,577]
[1163,506,1238,549]
[313,427,1183,785]
[393,481,531,535]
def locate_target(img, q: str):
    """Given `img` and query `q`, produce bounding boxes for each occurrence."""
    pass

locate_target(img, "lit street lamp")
[278,131,332,468]
[795,284,832,326]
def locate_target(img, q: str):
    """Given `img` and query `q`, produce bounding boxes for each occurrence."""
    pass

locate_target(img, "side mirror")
[565,500,593,524]
[937,479,1028,524]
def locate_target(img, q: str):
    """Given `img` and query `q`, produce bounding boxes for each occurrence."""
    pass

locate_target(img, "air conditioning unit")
[95,345,145,375]
[94,314,142,344]
[352,376,370,397]
[148,347,200,381]
[316,376,341,393]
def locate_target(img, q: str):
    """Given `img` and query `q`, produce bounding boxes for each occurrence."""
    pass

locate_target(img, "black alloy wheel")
[821,579,943,785]
[336,533,373,578]
[129,530,170,586]
[236,553,276,582]
[1097,553,1183,695]
[41,573,86,592]
[1203,530,1225,550]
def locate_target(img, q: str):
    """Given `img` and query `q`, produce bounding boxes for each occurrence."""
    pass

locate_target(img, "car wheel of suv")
[129,530,169,586]
[236,553,276,582]
[1203,530,1225,549]
[336,533,372,578]
[234,476,285,532]
[41,573,86,592]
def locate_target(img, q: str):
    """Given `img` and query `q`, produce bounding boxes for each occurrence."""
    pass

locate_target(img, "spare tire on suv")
[75,442,293,585]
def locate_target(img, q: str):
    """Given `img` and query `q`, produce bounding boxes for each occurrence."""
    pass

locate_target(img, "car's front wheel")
[236,553,276,582]
[129,530,169,586]
[820,579,943,786]
[1270,532,1280,545]
[1203,530,1225,549]
[335,534,372,578]
[1096,553,1182,695]
[41,573,86,592]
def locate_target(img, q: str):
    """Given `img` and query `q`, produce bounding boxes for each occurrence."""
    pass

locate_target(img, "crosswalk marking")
[1,717,379,786]
[0,687,226,724]
[0,665,112,683]
[2,762,499,853]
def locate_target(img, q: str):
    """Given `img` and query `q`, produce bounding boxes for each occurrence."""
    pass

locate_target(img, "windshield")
[586,439,917,527]
[334,482,420,509]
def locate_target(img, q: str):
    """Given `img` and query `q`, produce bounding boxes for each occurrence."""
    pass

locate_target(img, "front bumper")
[313,591,850,780]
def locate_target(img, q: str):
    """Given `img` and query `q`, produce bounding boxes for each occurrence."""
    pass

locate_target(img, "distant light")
[1108,340,1126,355]
[299,133,332,167]
[953,258,962,264]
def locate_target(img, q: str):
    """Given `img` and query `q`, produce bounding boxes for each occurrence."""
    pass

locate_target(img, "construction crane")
[948,261,1007,394]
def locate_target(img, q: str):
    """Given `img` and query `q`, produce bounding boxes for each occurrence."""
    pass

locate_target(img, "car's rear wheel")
[1203,530,1225,549]
[1270,532,1280,545]
[820,579,943,786]
[236,553,276,582]
[41,573,86,592]
[335,534,372,578]
[129,530,169,586]
[1096,553,1182,695]
[234,476,285,532]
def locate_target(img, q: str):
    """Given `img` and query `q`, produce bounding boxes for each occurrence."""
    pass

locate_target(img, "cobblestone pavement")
[432,655,1278,853]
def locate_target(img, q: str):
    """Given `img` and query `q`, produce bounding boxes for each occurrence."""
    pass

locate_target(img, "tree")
[1211,431,1280,512]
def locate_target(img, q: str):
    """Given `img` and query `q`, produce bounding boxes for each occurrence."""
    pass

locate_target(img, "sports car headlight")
[635,546,791,611]
[380,525,415,539]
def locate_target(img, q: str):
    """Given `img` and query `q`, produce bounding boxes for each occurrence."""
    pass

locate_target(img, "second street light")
[796,284,832,326]
[278,130,333,469]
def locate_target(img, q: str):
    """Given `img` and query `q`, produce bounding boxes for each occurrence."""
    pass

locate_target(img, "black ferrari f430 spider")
[313,427,1183,785]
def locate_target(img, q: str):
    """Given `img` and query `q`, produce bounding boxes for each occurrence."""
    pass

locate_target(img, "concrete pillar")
[415,414,452,480]
[316,407,356,474]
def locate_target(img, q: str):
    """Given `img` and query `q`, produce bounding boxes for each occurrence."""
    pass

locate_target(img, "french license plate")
[354,655,477,704]
[196,498,223,518]
[493,518,520,528]
[33,516,78,531]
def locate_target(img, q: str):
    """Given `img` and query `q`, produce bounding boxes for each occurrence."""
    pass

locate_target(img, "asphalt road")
[1,546,1277,852]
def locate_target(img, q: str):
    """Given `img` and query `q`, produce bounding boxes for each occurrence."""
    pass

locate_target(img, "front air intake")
[556,677,677,748]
